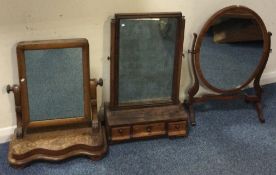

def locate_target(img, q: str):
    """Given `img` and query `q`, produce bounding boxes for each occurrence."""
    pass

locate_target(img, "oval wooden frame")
[186,5,272,126]
[194,5,270,93]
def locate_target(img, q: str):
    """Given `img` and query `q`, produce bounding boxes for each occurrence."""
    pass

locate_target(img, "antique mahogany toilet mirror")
[187,5,272,126]
[105,12,189,143]
[109,12,184,109]
[7,39,107,167]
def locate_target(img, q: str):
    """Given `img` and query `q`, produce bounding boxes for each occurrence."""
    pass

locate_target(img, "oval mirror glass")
[199,9,264,90]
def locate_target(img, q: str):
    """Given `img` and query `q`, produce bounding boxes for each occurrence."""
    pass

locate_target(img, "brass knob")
[175,125,180,129]
[146,126,152,132]
[97,78,103,86]
[6,84,19,94]
[6,85,13,93]
[118,129,123,134]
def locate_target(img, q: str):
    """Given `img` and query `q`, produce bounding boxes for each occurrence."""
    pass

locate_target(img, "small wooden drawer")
[168,121,187,137]
[132,123,165,138]
[111,126,130,141]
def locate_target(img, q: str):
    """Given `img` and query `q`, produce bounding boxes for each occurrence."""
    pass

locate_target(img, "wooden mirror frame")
[109,12,185,110]
[8,39,93,137]
[105,12,189,144]
[186,5,272,126]
[6,38,108,167]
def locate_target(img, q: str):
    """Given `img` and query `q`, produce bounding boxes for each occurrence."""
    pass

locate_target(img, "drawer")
[132,123,165,138]
[168,121,187,137]
[111,126,130,141]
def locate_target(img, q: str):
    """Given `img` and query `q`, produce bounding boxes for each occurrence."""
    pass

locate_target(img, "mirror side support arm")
[253,32,272,99]
[249,32,272,123]
[186,33,199,126]
[7,84,23,139]
[90,78,103,133]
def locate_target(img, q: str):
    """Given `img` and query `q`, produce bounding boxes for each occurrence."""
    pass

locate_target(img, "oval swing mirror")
[188,5,271,125]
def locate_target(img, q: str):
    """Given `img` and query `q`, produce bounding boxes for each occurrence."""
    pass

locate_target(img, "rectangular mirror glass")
[25,48,84,121]
[118,17,178,104]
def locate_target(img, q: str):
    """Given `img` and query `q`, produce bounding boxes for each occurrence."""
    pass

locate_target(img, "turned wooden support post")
[7,84,23,138]
[90,78,103,133]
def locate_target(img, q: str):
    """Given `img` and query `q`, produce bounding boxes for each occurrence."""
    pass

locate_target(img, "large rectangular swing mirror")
[17,39,91,129]
[110,13,185,109]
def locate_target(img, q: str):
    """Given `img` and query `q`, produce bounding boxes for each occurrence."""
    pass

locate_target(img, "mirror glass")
[25,48,84,121]
[118,18,178,104]
[200,10,264,90]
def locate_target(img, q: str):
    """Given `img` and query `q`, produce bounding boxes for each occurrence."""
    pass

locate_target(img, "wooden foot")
[183,100,196,126]
[189,105,196,126]
[255,102,265,123]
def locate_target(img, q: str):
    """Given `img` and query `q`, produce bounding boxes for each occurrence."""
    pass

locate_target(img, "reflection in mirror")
[118,18,177,103]
[200,11,263,90]
[25,48,84,121]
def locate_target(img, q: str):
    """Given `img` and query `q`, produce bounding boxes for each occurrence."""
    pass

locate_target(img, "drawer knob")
[146,126,152,132]
[118,129,123,134]
[175,125,180,129]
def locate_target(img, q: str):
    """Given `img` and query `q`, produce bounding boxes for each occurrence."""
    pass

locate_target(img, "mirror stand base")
[186,92,266,126]
[8,125,108,168]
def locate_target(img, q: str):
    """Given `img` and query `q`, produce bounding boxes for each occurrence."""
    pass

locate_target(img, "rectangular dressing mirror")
[7,39,108,167]
[110,13,184,109]
[106,12,188,143]
[17,39,91,128]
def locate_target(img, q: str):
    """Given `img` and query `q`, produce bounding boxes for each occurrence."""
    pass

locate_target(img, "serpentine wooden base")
[8,126,108,168]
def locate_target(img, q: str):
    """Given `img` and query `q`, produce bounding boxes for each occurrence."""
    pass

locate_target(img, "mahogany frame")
[6,38,107,167]
[7,38,95,137]
[109,12,185,110]
[186,5,272,126]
